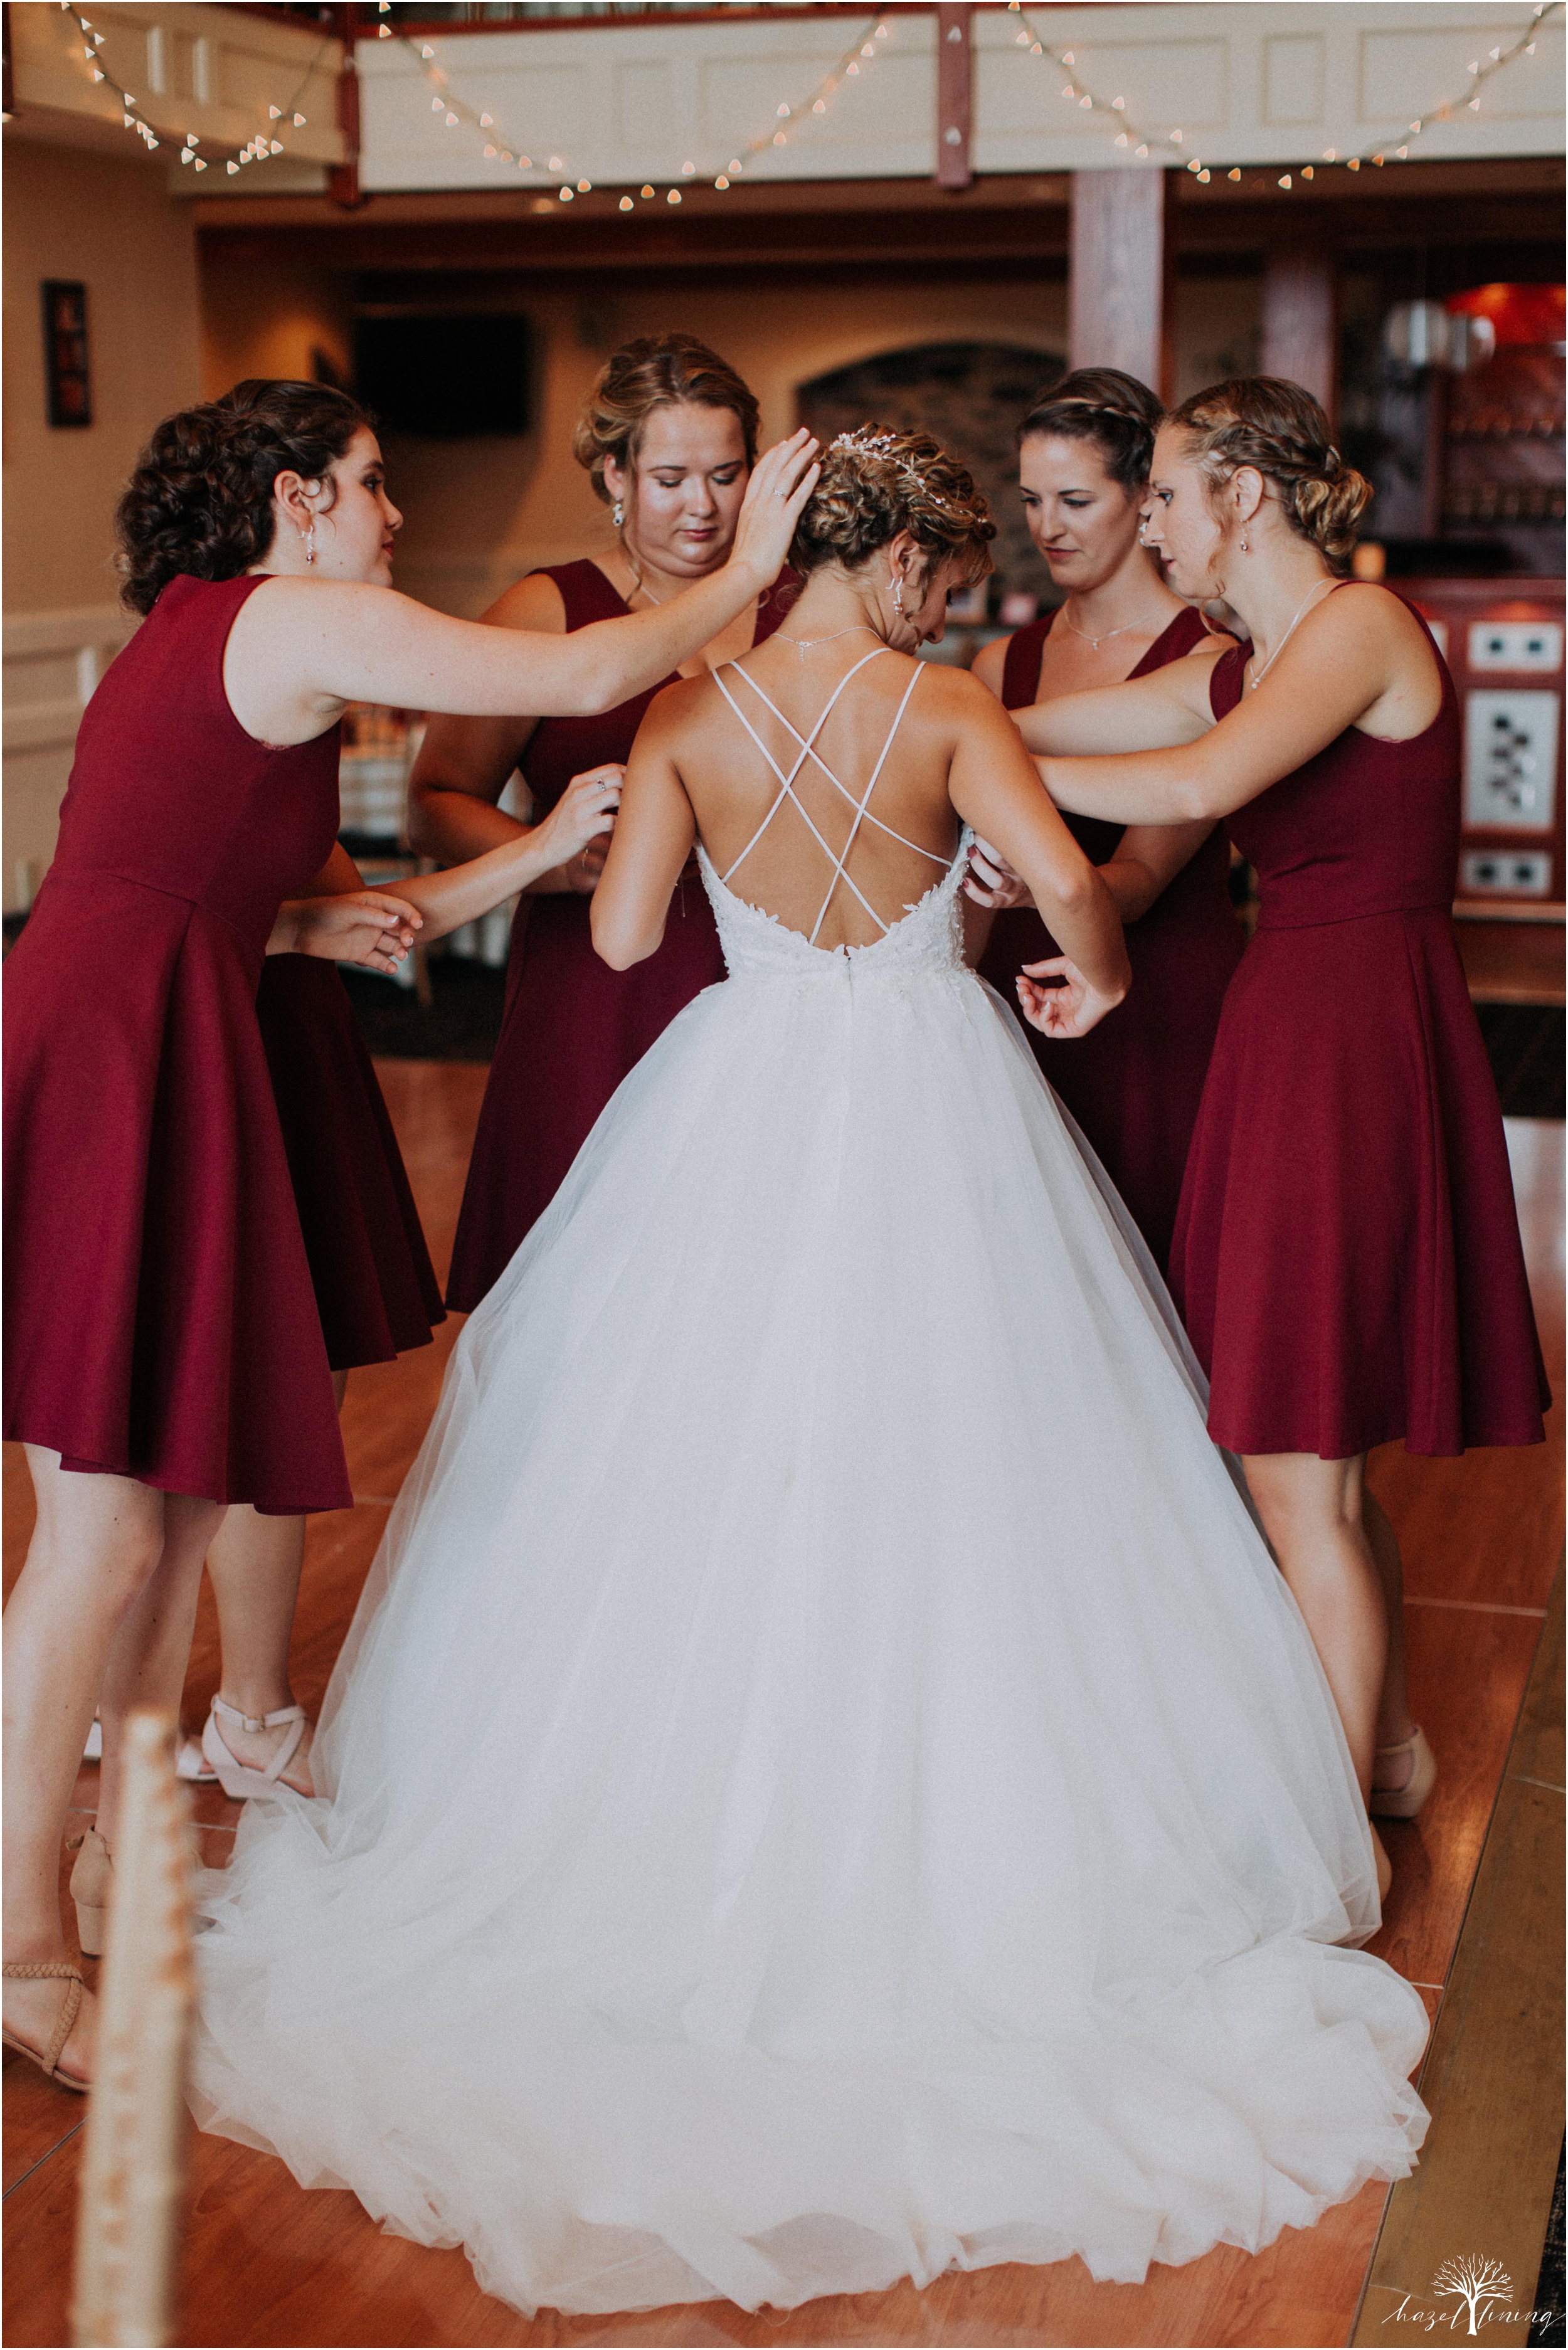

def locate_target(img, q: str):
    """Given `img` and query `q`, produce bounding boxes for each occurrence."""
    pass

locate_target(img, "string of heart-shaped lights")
[1004,0,1559,188]
[393,6,891,210]
[55,0,326,174]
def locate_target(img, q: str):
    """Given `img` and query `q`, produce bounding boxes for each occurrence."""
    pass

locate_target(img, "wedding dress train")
[190,682,1427,2317]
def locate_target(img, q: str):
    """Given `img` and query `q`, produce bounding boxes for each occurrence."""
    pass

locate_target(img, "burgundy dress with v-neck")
[446,559,796,1311]
[978,605,1244,1269]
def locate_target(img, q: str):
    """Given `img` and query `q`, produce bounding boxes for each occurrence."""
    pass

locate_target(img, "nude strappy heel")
[201,1696,310,1800]
[2,1960,88,2092]
[66,1826,115,1958]
[1370,1725,1438,1821]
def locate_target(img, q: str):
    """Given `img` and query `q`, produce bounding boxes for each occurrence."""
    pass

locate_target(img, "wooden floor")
[3,1067,1562,2350]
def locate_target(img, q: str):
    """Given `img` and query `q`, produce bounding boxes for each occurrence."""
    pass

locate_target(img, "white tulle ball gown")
[189,835,1428,2319]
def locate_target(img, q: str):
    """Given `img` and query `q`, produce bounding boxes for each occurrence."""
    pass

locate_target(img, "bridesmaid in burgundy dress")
[1013,376,1549,1890]
[970,370,1241,1269]
[3,378,817,2086]
[411,335,798,1310]
[191,843,448,1806]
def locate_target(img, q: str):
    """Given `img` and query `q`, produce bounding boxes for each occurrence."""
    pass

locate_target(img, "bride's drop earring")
[1238,527,1249,555]
[889,573,905,617]
[303,521,317,566]
[612,499,625,529]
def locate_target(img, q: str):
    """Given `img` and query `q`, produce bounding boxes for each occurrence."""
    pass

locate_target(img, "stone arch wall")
[796,341,1065,601]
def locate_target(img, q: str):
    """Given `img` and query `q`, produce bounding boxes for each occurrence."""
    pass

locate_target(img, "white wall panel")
[356,5,1562,197]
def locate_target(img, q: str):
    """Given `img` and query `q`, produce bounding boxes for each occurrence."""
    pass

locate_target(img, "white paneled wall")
[358,4,1563,198]
[3,605,139,914]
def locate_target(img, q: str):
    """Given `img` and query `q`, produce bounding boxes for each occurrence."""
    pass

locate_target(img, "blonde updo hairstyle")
[571,332,760,507]
[790,426,995,591]
[1167,376,1372,575]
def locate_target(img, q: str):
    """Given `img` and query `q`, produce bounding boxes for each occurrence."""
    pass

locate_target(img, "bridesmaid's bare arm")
[1098,820,1222,921]
[408,575,617,899]
[1041,589,1443,827]
[1012,657,1221,757]
[407,573,557,862]
[225,435,818,745]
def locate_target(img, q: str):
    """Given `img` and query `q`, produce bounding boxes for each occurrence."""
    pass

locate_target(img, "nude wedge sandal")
[1370,1725,1438,1821]
[201,1696,311,1800]
[2,1960,88,2092]
[66,1828,114,1959]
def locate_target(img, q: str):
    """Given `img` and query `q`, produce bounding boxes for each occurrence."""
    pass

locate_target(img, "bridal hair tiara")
[828,428,955,511]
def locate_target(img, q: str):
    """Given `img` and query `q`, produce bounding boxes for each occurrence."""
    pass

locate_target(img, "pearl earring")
[303,521,317,566]
[890,573,904,616]
[612,500,625,529]
[1239,532,1249,555]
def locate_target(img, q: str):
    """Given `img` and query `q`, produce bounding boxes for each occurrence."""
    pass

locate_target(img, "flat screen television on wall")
[354,313,531,439]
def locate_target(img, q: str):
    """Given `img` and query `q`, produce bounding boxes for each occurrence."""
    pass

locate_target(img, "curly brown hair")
[571,333,760,505]
[789,427,995,586]
[115,379,376,616]
[1165,377,1372,574]
[1016,366,1163,492]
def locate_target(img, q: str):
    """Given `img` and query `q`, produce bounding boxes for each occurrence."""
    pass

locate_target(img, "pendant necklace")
[1057,603,1167,652]
[774,623,881,656]
[1246,578,1341,691]
[624,555,665,608]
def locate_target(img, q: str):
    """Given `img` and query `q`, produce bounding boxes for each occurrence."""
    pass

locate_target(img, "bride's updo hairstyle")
[116,379,374,616]
[1166,377,1373,575]
[571,332,761,504]
[790,426,995,588]
[1016,366,1163,491]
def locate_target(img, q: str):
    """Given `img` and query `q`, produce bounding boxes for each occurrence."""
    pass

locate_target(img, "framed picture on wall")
[42,280,91,428]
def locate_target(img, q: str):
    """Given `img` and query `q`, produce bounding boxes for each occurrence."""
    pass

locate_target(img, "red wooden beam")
[328,0,362,208]
[936,2,972,191]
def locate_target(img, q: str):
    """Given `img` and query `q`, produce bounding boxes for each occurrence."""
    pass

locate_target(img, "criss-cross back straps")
[712,652,933,943]
[724,665,951,873]
[712,647,886,885]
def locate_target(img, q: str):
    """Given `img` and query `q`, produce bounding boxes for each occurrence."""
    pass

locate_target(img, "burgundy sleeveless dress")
[1171,622,1549,1459]
[446,560,797,1311]
[3,574,352,1513]
[254,957,443,1372]
[978,606,1244,1269]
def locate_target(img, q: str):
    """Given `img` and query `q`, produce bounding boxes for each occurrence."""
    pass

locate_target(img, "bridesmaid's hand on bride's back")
[1016,953,1124,1040]
[963,835,1032,911]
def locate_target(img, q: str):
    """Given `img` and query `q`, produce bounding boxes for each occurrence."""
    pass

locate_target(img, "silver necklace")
[1246,578,1341,690]
[773,623,881,655]
[1057,603,1168,652]
[624,555,665,609]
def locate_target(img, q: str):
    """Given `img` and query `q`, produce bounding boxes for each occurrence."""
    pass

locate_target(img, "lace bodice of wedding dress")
[696,835,972,993]
[190,652,1428,2324]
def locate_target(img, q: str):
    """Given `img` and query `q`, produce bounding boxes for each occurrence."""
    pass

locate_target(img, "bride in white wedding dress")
[190,428,1428,2319]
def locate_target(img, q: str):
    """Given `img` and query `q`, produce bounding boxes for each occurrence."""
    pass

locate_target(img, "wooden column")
[1069,168,1174,399]
[1261,241,1340,425]
[327,1,361,209]
[935,3,972,191]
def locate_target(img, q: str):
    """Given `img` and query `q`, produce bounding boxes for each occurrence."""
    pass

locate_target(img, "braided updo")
[115,379,375,616]
[790,426,995,586]
[1017,366,1162,492]
[1166,377,1372,574]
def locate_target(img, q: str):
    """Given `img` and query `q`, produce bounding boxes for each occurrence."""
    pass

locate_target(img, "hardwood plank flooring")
[1353,1570,1565,2349]
[4,1082,1562,2349]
